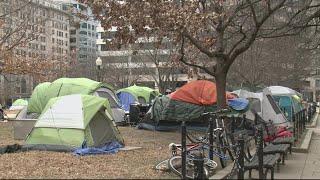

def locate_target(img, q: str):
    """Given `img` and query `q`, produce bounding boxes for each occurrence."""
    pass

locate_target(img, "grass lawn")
[0,121,224,179]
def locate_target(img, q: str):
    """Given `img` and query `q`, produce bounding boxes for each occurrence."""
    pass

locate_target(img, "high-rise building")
[55,0,98,79]
[0,0,71,105]
[96,25,212,91]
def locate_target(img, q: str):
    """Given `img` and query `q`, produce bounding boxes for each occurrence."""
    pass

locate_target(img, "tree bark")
[215,68,228,109]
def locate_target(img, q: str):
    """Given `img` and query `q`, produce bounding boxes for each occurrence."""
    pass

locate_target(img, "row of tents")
[146,81,304,129]
[8,78,305,153]
[7,78,162,153]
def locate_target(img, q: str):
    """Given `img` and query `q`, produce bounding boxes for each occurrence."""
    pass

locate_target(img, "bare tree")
[228,34,312,91]
[85,0,320,108]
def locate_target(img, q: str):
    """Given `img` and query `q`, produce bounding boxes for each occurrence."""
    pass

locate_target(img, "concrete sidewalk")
[272,114,320,179]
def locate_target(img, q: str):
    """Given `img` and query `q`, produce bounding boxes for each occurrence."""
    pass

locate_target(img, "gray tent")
[233,89,289,127]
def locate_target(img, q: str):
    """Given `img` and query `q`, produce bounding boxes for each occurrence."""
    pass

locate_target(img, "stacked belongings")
[5,99,29,120]
[139,80,249,131]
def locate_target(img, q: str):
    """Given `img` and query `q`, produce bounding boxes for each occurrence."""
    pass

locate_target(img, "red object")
[276,130,293,138]
[277,126,287,134]
[169,80,234,105]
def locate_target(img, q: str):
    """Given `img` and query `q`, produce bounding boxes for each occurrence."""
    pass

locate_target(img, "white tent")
[268,86,301,97]
[233,89,289,126]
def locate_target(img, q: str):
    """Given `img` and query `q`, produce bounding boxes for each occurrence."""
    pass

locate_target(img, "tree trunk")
[216,70,228,109]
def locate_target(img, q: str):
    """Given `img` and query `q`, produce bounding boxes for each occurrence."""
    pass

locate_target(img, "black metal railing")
[293,109,307,141]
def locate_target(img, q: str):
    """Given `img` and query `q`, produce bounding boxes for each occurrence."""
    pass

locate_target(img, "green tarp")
[27,78,114,114]
[150,95,247,122]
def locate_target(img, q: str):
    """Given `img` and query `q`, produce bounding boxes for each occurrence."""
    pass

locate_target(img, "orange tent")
[169,80,234,105]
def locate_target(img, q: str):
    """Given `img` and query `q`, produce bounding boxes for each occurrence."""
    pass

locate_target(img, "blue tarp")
[228,98,249,111]
[117,92,137,112]
[73,141,123,156]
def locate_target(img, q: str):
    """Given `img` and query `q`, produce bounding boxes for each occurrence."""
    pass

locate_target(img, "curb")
[306,112,318,128]
[292,129,313,153]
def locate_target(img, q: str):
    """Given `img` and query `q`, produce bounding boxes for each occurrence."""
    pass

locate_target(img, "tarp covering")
[169,80,234,105]
[227,98,249,111]
[117,92,137,112]
[73,141,123,156]
[26,94,124,149]
[27,78,114,114]
[150,95,247,122]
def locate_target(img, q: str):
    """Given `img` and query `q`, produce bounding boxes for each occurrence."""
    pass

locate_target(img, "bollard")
[257,126,264,179]
[238,134,245,179]
[193,151,205,179]
[303,109,306,130]
[254,113,258,126]
[181,121,186,179]
[293,114,296,142]
[231,116,235,133]
[308,107,312,123]
[209,118,214,160]
[242,114,246,130]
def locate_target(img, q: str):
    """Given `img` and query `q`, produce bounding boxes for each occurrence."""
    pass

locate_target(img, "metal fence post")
[242,114,246,130]
[293,113,296,142]
[257,126,264,179]
[181,121,186,179]
[303,109,306,130]
[238,134,245,179]
[209,118,214,160]
[193,151,204,179]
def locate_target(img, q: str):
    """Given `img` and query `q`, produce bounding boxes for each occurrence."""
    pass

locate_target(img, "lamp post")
[96,57,102,82]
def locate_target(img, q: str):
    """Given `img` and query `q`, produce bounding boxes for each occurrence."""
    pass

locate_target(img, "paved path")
[273,113,320,179]
[245,113,320,179]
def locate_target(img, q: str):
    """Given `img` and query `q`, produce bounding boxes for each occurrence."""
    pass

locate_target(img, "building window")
[40,36,46,42]
[81,23,87,29]
[20,78,27,93]
[316,80,320,88]
[70,38,76,43]
[80,31,87,35]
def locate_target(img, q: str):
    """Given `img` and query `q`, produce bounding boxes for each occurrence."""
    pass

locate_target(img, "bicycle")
[186,108,235,168]
[166,142,218,179]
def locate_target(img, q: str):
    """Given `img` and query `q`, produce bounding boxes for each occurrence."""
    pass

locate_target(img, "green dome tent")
[116,85,160,111]
[27,82,51,113]
[12,99,28,106]
[27,78,115,114]
[26,94,124,149]
[26,78,126,124]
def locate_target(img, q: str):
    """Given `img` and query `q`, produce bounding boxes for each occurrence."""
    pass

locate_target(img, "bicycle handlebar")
[202,108,231,116]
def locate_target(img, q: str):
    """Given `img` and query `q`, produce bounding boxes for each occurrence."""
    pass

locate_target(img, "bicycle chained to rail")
[156,108,245,179]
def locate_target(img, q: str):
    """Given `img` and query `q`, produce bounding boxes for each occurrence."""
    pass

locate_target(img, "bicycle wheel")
[168,156,209,179]
[155,159,170,171]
